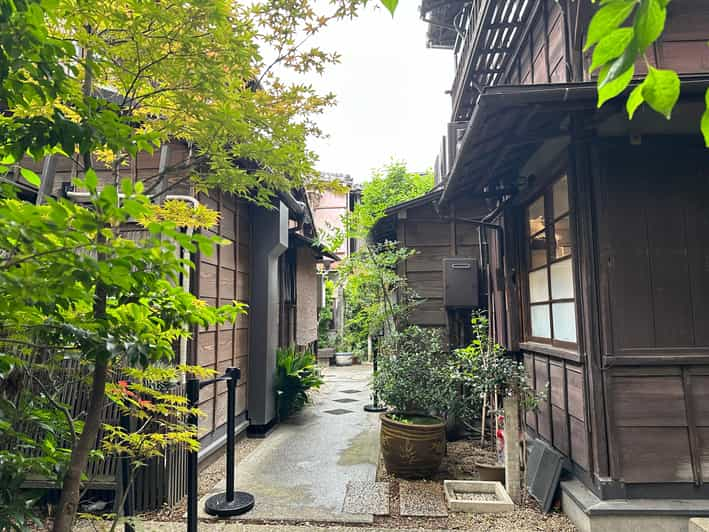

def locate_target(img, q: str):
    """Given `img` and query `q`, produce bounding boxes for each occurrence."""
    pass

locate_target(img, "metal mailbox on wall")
[443,258,479,308]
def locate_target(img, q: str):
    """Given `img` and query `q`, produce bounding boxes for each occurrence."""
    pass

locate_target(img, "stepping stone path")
[342,481,390,516]
[399,480,449,517]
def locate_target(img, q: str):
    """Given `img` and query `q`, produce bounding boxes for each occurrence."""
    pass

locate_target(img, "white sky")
[305,2,455,182]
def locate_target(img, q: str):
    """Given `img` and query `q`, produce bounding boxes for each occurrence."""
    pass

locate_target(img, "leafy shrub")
[275,347,324,419]
[372,326,457,417]
[452,311,543,433]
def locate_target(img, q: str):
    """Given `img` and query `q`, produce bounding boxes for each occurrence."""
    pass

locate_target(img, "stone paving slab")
[342,481,390,516]
[399,480,448,517]
[105,522,450,532]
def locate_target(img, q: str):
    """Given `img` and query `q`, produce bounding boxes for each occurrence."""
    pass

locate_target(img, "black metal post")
[364,333,387,412]
[186,378,200,532]
[119,411,135,532]
[204,367,255,517]
[225,367,237,501]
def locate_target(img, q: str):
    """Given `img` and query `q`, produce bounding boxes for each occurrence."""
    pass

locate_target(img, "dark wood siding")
[524,351,590,472]
[596,140,709,362]
[595,138,709,488]
[395,199,486,337]
[503,0,567,85]
[581,0,709,81]
[195,192,251,441]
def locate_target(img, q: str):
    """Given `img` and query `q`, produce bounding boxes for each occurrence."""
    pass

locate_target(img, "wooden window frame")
[523,175,577,350]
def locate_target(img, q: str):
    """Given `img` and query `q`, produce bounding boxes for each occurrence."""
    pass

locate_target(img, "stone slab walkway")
[200,365,382,524]
[122,522,450,532]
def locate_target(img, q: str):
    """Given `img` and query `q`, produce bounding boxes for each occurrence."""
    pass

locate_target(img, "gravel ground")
[369,437,576,531]
[138,435,262,522]
[70,435,575,531]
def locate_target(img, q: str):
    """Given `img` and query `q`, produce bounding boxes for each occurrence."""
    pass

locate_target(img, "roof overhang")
[420,0,467,49]
[440,78,709,205]
[289,231,340,262]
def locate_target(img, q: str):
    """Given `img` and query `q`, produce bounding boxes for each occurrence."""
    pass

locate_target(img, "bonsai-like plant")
[274,346,324,420]
[372,326,457,421]
[453,311,542,446]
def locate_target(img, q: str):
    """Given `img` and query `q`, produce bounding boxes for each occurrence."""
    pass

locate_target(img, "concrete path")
[200,364,381,524]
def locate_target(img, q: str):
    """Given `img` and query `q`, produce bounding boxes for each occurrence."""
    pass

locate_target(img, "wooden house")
[9,142,330,507]
[403,0,709,528]
[370,188,489,347]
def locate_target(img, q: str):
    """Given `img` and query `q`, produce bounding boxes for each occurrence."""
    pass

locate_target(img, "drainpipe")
[278,190,305,220]
[443,194,513,347]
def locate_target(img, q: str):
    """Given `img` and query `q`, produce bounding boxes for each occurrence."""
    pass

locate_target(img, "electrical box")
[443,258,479,308]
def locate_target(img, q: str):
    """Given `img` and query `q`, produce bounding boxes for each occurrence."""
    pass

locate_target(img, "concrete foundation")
[562,479,709,532]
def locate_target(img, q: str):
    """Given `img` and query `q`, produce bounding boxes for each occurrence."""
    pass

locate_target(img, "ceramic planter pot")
[380,413,446,478]
[476,461,505,484]
[318,347,335,366]
[335,352,353,366]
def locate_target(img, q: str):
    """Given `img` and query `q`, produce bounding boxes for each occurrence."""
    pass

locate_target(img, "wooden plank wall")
[658,0,709,74]
[595,139,709,486]
[195,192,251,441]
[524,352,590,471]
[398,200,484,330]
[505,0,567,85]
[580,0,709,81]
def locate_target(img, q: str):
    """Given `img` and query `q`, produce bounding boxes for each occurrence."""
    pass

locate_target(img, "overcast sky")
[305,2,455,182]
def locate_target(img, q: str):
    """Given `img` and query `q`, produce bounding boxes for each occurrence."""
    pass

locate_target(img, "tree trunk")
[52,355,108,532]
[54,259,107,532]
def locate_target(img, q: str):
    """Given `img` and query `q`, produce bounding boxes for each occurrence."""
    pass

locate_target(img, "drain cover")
[334,398,357,403]
[324,408,354,415]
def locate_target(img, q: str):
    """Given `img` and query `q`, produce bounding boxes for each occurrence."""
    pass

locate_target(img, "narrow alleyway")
[199,364,382,524]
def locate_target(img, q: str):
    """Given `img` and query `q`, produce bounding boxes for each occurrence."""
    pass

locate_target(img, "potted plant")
[372,326,457,478]
[453,311,542,485]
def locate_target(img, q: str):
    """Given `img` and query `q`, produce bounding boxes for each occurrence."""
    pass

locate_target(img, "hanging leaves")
[582,0,709,142]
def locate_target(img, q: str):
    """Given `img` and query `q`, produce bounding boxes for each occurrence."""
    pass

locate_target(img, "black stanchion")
[204,367,255,516]
[186,378,200,532]
[364,333,386,413]
[119,411,135,532]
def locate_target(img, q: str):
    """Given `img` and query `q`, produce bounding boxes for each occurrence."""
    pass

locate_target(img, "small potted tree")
[453,312,542,485]
[372,326,457,478]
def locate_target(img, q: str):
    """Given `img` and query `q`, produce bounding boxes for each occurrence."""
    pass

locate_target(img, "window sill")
[519,341,583,363]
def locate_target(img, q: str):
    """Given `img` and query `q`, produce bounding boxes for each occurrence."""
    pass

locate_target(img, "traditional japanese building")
[381,1,709,528]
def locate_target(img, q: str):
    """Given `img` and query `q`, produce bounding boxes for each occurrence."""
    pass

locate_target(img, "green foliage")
[317,279,336,348]
[1,0,374,202]
[274,346,324,420]
[337,161,432,355]
[585,0,709,146]
[348,161,434,237]
[338,241,417,354]
[379,0,398,16]
[452,312,542,430]
[0,179,244,529]
[372,326,457,416]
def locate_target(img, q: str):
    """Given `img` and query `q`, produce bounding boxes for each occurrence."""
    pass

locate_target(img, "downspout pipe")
[443,193,513,347]
[278,190,306,220]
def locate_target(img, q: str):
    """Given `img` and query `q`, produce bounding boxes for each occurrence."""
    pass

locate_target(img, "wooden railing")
[451,0,490,118]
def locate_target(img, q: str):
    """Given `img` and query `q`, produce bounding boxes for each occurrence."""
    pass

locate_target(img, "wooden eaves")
[439,79,709,207]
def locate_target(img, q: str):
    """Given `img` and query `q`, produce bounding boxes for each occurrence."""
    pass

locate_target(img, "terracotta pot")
[476,461,505,484]
[380,413,446,478]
